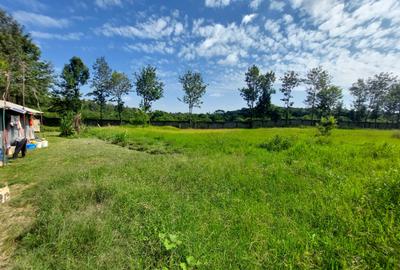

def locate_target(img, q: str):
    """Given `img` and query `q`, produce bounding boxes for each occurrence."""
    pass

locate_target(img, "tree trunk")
[285,106,289,126]
[189,106,193,128]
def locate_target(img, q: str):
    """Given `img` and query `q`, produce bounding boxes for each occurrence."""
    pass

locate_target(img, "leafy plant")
[159,233,182,251]
[180,256,201,270]
[158,233,200,270]
[59,112,75,137]
[317,116,337,136]
[111,131,128,146]
[260,135,293,152]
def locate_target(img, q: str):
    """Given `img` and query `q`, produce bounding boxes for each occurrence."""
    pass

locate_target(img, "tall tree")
[52,56,89,114]
[316,85,343,117]
[178,70,207,125]
[88,57,112,120]
[280,71,300,124]
[349,79,368,121]
[367,73,397,123]
[256,71,276,118]
[303,66,331,120]
[110,71,132,123]
[384,83,400,124]
[0,8,53,107]
[239,65,260,120]
[134,65,164,113]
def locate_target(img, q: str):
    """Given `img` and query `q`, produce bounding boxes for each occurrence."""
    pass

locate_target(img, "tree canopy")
[52,56,90,114]
[179,70,207,121]
[88,57,112,120]
[0,8,53,108]
[134,65,164,113]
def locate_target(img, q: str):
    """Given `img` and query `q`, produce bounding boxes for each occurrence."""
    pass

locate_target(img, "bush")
[59,113,75,137]
[317,116,337,136]
[260,135,294,152]
[111,131,129,146]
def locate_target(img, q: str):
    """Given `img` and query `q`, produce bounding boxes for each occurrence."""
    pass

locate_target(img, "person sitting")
[4,116,27,159]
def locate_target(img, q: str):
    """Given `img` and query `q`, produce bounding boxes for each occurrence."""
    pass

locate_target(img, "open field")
[1,127,400,269]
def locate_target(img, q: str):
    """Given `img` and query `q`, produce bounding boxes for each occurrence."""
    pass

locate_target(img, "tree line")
[239,65,400,124]
[1,8,400,125]
[50,56,207,124]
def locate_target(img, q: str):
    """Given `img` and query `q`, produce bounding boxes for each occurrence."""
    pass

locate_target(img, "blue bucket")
[27,143,36,150]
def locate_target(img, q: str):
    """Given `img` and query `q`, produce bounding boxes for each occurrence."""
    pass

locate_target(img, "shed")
[1,100,43,166]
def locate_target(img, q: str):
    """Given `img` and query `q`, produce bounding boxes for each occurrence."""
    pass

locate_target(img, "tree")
[0,8,53,107]
[349,79,368,121]
[52,56,89,114]
[256,71,276,118]
[384,83,400,123]
[303,66,331,120]
[280,71,300,124]
[110,71,132,123]
[316,85,343,117]
[88,57,112,120]
[178,70,207,125]
[134,65,164,113]
[367,73,397,123]
[239,65,260,121]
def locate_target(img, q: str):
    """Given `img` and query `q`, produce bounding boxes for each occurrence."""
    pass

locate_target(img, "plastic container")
[36,141,42,149]
[42,140,48,148]
[26,143,36,150]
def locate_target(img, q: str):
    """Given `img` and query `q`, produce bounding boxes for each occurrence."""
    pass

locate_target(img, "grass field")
[1,126,400,269]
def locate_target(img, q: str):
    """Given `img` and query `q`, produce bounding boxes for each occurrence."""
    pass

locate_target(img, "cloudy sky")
[2,0,400,112]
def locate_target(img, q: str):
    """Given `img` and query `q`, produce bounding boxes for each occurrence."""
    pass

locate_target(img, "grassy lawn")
[1,127,399,269]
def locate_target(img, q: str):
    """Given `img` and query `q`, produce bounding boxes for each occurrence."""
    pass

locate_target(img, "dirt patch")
[0,184,35,269]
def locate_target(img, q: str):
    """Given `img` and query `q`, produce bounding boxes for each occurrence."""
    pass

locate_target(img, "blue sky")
[2,0,400,113]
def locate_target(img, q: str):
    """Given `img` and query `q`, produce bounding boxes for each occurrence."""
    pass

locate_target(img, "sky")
[1,0,400,113]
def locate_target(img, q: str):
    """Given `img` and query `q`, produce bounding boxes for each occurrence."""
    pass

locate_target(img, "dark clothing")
[12,138,27,159]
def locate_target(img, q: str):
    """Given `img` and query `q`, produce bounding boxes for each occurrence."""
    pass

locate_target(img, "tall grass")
[2,127,400,269]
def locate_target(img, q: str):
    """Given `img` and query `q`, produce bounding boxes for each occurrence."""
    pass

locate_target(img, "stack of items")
[27,138,49,150]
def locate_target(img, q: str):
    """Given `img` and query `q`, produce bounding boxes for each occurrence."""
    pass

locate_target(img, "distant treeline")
[43,99,382,124]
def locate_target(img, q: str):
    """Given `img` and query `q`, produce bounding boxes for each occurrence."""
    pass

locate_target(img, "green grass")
[1,127,400,269]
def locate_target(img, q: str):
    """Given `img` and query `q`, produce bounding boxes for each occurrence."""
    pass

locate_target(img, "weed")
[59,112,75,137]
[317,116,337,136]
[260,135,294,152]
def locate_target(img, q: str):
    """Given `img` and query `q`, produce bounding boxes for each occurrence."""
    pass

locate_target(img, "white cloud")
[250,0,263,10]
[95,0,122,8]
[99,16,185,39]
[242,14,257,25]
[126,42,174,54]
[31,31,83,40]
[282,14,293,24]
[12,11,69,28]
[269,0,285,11]
[205,0,231,8]
[264,19,280,34]
[218,53,239,65]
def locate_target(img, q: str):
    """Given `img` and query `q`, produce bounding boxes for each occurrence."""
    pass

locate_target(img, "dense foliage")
[0,8,52,108]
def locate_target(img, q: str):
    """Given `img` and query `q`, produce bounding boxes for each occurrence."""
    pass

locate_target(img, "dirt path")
[0,184,35,269]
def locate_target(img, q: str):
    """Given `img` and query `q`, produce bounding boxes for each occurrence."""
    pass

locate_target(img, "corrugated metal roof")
[0,100,43,114]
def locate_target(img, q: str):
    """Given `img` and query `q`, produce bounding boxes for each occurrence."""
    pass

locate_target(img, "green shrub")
[260,135,294,152]
[111,131,129,146]
[59,113,75,137]
[317,116,337,136]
